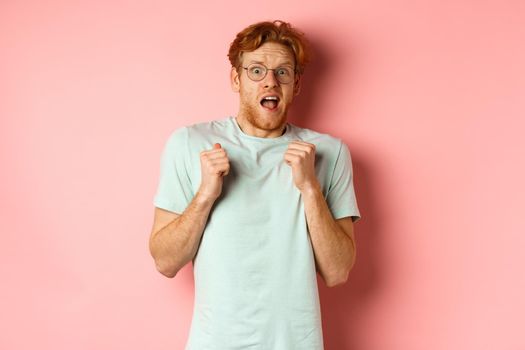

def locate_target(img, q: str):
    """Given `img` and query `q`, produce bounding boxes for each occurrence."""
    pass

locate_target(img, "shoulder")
[162,117,236,160]
[166,117,231,144]
[288,123,344,152]
[185,117,233,143]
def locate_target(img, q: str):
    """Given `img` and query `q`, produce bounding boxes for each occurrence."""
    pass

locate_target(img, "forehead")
[241,42,295,66]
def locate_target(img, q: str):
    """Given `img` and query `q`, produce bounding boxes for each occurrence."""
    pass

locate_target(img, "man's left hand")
[284,141,320,192]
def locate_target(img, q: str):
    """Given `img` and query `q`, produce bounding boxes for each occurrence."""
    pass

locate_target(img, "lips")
[260,95,280,110]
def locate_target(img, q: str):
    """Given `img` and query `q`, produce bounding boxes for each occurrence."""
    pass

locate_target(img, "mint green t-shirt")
[153,116,360,350]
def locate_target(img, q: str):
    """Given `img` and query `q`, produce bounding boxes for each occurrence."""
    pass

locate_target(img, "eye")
[276,68,291,76]
[249,65,265,76]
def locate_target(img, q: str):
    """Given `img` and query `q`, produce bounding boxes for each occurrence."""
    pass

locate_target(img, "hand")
[283,141,320,192]
[197,143,230,201]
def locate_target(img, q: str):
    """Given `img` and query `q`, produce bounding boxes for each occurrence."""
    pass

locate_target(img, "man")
[149,20,361,350]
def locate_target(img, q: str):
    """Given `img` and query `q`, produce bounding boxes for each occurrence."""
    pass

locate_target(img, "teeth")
[263,96,278,100]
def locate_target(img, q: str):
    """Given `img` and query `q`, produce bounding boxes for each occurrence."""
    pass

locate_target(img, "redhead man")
[149,20,361,350]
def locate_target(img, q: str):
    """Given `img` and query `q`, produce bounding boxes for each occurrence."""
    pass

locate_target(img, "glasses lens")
[245,64,295,83]
[274,67,294,84]
[247,64,266,81]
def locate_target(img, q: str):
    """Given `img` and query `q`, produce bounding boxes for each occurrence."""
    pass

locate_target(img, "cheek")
[244,89,257,102]
[239,88,257,106]
[283,90,295,104]
[239,83,256,98]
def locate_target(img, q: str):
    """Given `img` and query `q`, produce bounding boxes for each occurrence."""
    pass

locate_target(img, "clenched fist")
[198,143,230,201]
[284,140,320,192]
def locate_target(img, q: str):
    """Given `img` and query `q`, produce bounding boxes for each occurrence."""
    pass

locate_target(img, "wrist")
[300,180,322,197]
[194,189,218,206]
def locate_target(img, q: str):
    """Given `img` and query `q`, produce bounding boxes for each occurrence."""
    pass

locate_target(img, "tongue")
[262,100,278,109]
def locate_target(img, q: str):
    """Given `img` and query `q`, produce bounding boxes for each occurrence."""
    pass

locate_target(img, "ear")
[230,67,240,93]
[293,74,302,96]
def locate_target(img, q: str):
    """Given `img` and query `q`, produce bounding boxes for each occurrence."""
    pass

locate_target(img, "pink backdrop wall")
[1,1,524,349]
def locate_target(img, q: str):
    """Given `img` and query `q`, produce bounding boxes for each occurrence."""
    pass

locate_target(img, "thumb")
[213,143,222,150]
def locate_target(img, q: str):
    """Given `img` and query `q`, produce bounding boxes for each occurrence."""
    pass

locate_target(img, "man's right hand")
[150,142,229,278]
[197,143,230,201]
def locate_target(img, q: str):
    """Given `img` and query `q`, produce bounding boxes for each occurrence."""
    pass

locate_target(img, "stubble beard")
[240,99,290,133]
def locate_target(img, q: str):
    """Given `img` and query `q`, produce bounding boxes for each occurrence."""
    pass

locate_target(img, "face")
[231,42,301,134]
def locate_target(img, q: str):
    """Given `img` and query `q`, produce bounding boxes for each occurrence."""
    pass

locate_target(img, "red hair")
[228,20,311,75]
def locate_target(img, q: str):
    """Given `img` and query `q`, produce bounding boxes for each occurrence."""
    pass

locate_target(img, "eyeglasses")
[240,63,296,84]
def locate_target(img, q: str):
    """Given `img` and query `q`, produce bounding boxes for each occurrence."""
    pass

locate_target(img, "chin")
[243,105,288,132]
[254,113,286,131]
[260,114,286,129]
[237,107,286,131]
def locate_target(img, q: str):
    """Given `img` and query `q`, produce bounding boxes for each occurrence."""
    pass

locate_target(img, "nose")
[263,69,279,88]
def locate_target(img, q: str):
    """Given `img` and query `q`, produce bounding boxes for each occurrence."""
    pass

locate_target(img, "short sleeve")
[153,127,194,214]
[326,141,361,222]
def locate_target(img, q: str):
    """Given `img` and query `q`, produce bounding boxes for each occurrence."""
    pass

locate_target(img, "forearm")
[150,191,215,277]
[301,182,356,286]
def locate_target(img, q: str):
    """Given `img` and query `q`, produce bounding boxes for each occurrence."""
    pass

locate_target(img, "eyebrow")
[248,60,294,67]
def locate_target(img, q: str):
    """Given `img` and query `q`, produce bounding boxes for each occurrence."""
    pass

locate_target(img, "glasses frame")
[240,63,297,84]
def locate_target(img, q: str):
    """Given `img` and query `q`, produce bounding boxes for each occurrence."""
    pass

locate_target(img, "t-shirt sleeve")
[153,127,194,214]
[326,140,361,222]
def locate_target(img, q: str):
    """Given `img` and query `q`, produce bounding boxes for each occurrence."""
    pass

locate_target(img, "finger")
[287,142,314,152]
[285,149,306,158]
[203,151,228,160]
[202,147,225,154]
[215,162,230,176]
[201,143,225,155]
[209,158,229,167]
[284,153,300,165]
[210,158,230,166]
[201,146,228,157]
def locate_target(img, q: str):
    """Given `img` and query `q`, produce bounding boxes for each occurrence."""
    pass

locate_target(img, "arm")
[301,185,356,287]
[149,143,230,278]
[284,141,357,287]
[149,193,215,278]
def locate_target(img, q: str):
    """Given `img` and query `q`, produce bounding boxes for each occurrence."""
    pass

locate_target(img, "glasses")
[240,63,296,84]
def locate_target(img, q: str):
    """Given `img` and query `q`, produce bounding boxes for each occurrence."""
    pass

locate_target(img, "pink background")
[1,1,524,349]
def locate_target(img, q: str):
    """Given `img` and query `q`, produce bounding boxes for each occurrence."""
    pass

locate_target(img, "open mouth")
[260,96,280,110]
